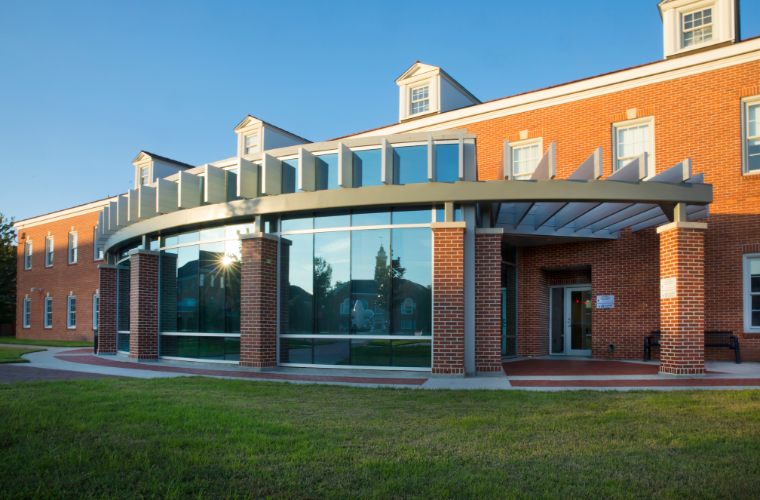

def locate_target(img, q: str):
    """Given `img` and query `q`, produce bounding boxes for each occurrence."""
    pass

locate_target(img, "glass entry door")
[566,287,592,355]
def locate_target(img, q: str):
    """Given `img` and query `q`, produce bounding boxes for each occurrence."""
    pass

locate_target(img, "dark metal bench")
[643,331,741,364]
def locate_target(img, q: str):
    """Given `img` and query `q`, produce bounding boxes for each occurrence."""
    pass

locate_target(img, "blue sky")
[2,0,759,222]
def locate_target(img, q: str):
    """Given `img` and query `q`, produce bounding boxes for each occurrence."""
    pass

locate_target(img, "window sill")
[22,326,30,329]
[742,170,760,177]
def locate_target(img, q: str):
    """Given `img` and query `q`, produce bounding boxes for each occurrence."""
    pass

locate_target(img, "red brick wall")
[97,266,117,354]
[659,226,706,375]
[463,59,760,362]
[128,251,159,360]
[432,227,465,375]
[16,211,102,341]
[474,233,503,373]
[239,235,278,369]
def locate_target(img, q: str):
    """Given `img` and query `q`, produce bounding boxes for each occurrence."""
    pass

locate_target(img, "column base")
[475,364,504,375]
[239,361,277,371]
[128,354,158,361]
[659,366,706,377]
[431,367,465,376]
[96,349,116,355]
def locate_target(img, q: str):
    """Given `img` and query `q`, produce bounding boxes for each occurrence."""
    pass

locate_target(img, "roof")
[14,194,115,226]
[234,114,312,144]
[133,151,196,169]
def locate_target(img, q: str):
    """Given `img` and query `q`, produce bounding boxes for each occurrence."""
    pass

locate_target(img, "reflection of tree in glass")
[314,256,333,303]
[390,257,407,316]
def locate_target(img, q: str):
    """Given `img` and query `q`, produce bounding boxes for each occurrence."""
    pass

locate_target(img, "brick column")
[657,222,707,376]
[240,233,278,369]
[432,224,466,376]
[475,230,503,374]
[96,264,118,355]
[128,249,159,360]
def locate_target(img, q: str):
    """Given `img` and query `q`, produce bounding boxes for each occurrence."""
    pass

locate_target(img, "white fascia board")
[349,38,760,138]
[139,185,158,219]
[204,164,226,203]
[14,197,116,229]
[178,171,202,209]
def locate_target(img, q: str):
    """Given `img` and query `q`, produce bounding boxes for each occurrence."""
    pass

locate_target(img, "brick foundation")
[128,250,159,360]
[658,224,706,376]
[96,265,117,354]
[474,232,503,373]
[239,234,278,369]
[432,227,465,376]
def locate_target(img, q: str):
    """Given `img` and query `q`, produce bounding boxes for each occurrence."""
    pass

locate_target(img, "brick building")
[14,0,760,375]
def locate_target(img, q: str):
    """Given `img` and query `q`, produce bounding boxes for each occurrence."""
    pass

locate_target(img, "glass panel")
[513,144,540,177]
[160,250,179,333]
[350,339,390,366]
[751,295,760,311]
[282,214,313,232]
[352,209,391,227]
[117,260,130,332]
[176,245,200,332]
[753,312,760,328]
[117,333,130,352]
[224,240,242,333]
[314,211,350,229]
[392,340,431,368]
[178,230,199,245]
[352,149,382,188]
[225,223,256,239]
[261,214,278,233]
[748,139,760,172]
[313,338,350,365]
[751,260,760,275]
[351,229,391,335]
[752,276,760,294]
[314,232,350,335]
[199,242,226,333]
[436,144,459,183]
[392,207,431,225]
[149,238,159,251]
[281,234,314,335]
[280,337,312,364]
[550,287,564,354]
[391,228,432,336]
[199,336,225,360]
[282,158,299,194]
[315,154,339,191]
[570,290,592,350]
[749,104,759,138]
[199,226,225,241]
[163,234,179,247]
[393,146,428,185]
[224,337,240,361]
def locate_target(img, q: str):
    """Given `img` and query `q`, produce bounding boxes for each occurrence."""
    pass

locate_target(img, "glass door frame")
[564,285,592,356]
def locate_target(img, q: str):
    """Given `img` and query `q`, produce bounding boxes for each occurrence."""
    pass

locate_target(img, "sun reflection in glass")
[221,255,233,266]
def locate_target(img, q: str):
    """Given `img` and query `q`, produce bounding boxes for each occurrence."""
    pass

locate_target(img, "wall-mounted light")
[30,287,42,292]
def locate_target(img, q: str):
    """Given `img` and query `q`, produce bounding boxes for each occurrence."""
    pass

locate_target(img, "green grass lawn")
[0,379,758,499]
[0,346,46,363]
[0,336,93,348]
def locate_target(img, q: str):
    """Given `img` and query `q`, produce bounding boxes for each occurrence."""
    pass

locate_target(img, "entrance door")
[550,286,592,356]
[565,287,592,356]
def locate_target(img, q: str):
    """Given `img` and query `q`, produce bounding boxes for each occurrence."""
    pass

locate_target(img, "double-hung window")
[743,98,760,174]
[24,241,32,270]
[44,297,53,328]
[67,296,76,329]
[682,7,713,48]
[744,254,760,332]
[140,166,150,185]
[245,134,259,154]
[45,236,54,267]
[68,232,78,264]
[613,117,654,176]
[410,86,430,115]
[23,299,31,328]
[93,294,99,330]
[507,138,543,180]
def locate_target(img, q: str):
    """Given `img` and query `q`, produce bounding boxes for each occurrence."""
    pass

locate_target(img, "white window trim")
[23,298,31,328]
[741,95,760,176]
[672,0,722,55]
[140,166,150,186]
[45,236,54,267]
[67,295,76,329]
[409,83,431,117]
[24,240,32,270]
[244,132,260,155]
[612,116,655,178]
[506,137,543,180]
[681,4,714,49]
[93,227,104,261]
[68,231,78,264]
[743,253,760,332]
[93,294,99,330]
[400,77,437,121]
[44,297,52,329]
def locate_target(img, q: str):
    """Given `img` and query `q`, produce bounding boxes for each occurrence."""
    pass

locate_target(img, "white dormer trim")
[234,115,311,157]
[235,116,264,157]
[659,0,737,59]
[396,62,480,123]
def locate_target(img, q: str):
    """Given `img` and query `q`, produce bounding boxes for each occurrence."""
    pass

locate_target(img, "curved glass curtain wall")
[115,255,133,353]
[279,207,458,370]
[157,222,256,362]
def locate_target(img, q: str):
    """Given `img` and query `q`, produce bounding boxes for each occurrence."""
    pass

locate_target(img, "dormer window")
[411,86,430,115]
[245,134,259,154]
[140,166,149,185]
[683,7,713,48]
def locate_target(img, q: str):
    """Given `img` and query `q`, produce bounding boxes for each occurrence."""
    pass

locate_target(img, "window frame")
[67,295,76,329]
[44,297,52,328]
[93,227,104,261]
[681,5,714,49]
[743,253,760,332]
[23,298,31,328]
[68,231,78,264]
[93,294,99,330]
[506,137,543,180]
[140,166,150,186]
[24,240,32,270]
[612,116,655,178]
[45,236,54,267]
[245,133,259,155]
[741,95,760,176]
[410,84,431,116]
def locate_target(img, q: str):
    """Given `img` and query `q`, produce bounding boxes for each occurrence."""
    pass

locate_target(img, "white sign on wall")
[661,277,677,299]
[597,295,615,309]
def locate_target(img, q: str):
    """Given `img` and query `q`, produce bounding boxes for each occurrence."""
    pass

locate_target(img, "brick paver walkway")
[0,365,125,384]
[502,359,724,376]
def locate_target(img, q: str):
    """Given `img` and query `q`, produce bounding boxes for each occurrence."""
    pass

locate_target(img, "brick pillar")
[475,230,503,374]
[240,233,278,369]
[657,222,707,376]
[97,264,118,354]
[432,225,465,376]
[128,249,159,360]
